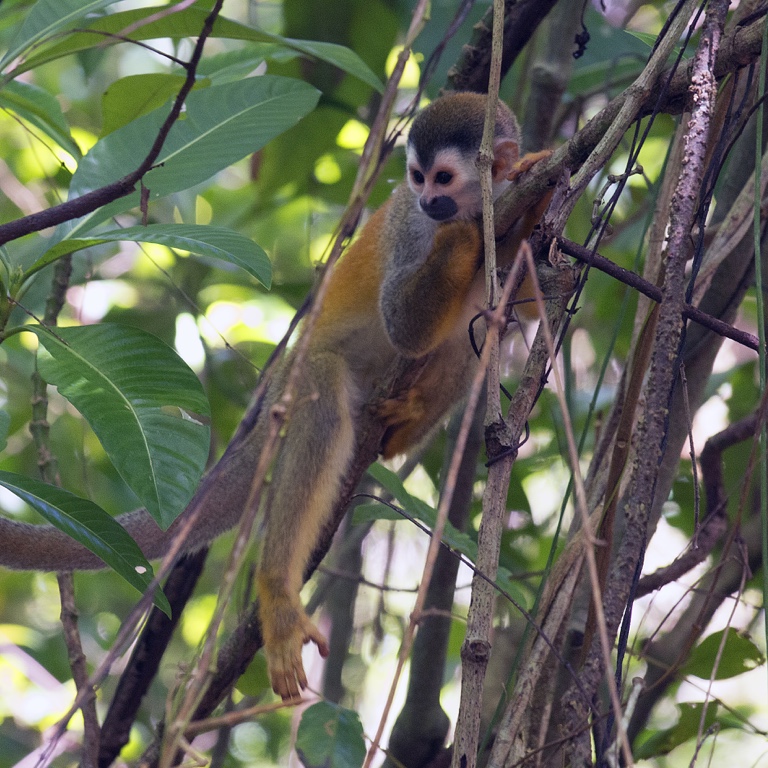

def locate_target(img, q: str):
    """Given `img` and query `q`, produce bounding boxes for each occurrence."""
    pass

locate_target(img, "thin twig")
[451,3,510,765]
[557,237,760,351]
[521,244,634,767]
[28,254,101,767]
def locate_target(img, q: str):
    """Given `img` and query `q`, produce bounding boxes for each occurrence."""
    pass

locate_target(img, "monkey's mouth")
[426,210,456,222]
[420,195,458,221]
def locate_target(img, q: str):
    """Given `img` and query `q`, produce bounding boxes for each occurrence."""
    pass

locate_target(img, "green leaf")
[0,80,81,158]
[14,6,383,92]
[267,37,383,93]
[364,462,478,555]
[296,702,366,768]
[683,628,765,680]
[29,224,272,288]
[362,464,529,609]
[0,0,122,70]
[101,73,190,137]
[0,470,170,614]
[63,75,320,236]
[635,702,719,759]
[625,30,662,49]
[28,324,210,529]
[197,47,285,84]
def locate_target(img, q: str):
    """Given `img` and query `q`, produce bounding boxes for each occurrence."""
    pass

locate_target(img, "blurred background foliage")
[0,0,765,766]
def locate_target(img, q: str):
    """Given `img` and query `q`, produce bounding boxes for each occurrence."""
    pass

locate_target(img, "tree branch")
[0,0,225,246]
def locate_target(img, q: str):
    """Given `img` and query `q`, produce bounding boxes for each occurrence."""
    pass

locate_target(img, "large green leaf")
[13,5,383,92]
[0,0,122,70]
[28,224,272,288]
[0,470,169,614]
[62,75,319,237]
[296,702,366,768]
[28,324,210,529]
[0,80,81,158]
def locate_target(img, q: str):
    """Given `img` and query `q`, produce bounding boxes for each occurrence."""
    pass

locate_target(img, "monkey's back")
[312,201,397,381]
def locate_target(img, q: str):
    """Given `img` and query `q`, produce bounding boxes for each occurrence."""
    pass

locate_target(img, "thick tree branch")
[447,0,560,93]
[561,3,730,762]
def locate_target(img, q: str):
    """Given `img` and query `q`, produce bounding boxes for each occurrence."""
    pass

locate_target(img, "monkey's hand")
[374,388,425,428]
[375,389,433,459]
[260,589,330,700]
[507,149,553,182]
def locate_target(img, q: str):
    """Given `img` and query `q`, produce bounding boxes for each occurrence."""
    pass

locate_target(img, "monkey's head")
[406,92,521,222]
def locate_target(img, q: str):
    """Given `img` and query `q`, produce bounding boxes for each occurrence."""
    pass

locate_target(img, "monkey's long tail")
[0,423,262,572]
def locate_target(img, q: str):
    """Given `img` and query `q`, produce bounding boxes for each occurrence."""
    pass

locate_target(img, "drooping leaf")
[28,323,210,529]
[100,73,191,136]
[28,224,271,288]
[0,80,81,158]
[0,470,170,614]
[0,0,122,70]
[296,702,366,768]
[14,6,383,92]
[682,628,765,680]
[62,75,319,237]
[359,463,529,608]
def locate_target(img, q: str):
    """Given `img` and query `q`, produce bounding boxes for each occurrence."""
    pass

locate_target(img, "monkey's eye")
[411,169,425,185]
[435,171,453,185]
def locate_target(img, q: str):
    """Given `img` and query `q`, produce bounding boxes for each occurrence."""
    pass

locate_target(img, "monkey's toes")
[266,618,329,701]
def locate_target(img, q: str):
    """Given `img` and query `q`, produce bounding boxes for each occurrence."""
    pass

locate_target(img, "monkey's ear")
[491,138,520,182]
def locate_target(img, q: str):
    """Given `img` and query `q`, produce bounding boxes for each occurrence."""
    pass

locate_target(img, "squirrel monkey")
[0,92,551,700]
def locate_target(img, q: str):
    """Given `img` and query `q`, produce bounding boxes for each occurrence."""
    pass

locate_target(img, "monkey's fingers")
[507,149,553,182]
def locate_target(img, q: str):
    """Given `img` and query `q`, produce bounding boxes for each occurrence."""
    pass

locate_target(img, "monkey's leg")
[256,351,357,699]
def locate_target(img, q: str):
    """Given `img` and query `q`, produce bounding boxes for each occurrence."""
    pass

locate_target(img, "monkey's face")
[406,146,482,223]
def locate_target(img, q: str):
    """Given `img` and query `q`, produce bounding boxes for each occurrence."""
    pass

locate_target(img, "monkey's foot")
[263,608,330,701]
[507,149,553,181]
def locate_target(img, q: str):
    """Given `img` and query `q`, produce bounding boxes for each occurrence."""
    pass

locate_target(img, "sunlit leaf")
[0,0,122,70]
[101,73,191,136]
[28,324,210,529]
[14,6,383,91]
[0,470,170,614]
[62,75,319,236]
[29,224,272,288]
[0,80,81,158]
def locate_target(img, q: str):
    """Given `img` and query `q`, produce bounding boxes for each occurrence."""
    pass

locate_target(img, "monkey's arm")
[495,150,554,270]
[379,200,482,358]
